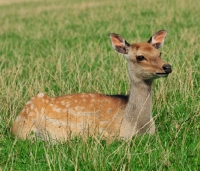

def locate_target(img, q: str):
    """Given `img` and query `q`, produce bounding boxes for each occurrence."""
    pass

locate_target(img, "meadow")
[0,0,199,170]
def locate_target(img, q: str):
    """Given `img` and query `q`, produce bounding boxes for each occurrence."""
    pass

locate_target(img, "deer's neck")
[124,78,153,134]
[128,79,152,115]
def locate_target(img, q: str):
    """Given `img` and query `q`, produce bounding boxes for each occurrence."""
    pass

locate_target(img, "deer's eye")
[136,55,146,61]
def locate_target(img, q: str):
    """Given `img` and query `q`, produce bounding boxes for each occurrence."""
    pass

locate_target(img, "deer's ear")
[147,30,167,49]
[109,33,130,55]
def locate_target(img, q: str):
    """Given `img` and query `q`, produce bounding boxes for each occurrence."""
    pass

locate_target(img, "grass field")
[0,0,199,170]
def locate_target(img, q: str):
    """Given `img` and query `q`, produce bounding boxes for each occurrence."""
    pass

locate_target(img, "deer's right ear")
[109,33,130,55]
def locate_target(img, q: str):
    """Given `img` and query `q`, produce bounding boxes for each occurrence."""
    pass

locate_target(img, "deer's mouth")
[155,73,169,77]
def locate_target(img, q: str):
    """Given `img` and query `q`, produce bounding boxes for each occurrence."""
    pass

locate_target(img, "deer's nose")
[162,64,172,74]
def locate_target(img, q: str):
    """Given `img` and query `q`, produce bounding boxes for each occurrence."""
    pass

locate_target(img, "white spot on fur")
[75,106,85,111]
[61,101,65,105]
[53,108,62,113]
[41,108,45,114]
[26,108,30,113]
[15,115,21,122]
[29,112,34,116]
[34,108,39,115]
[21,108,25,113]
[63,109,68,113]
[91,99,96,102]
[26,101,32,105]
[30,104,34,110]
[81,94,86,98]
[65,102,71,108]
[37,93,44,98]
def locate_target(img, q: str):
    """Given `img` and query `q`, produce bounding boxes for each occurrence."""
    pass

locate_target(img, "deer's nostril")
[162,64,172,73]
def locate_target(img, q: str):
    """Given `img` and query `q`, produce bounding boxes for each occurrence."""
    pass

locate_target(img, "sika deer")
[11,30,172,141]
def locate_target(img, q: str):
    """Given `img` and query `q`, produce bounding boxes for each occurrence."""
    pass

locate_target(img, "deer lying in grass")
[11,30,172,141]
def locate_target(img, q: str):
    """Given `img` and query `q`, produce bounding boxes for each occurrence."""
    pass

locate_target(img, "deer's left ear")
[147,30,167,49]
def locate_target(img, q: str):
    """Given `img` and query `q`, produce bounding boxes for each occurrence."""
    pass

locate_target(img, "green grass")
[0,0,199,170]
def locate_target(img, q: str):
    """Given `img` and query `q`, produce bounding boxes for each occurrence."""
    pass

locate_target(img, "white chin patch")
[155,73,168,77]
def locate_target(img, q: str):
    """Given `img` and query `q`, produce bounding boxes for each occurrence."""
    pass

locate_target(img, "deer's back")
[11,93,128,140]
